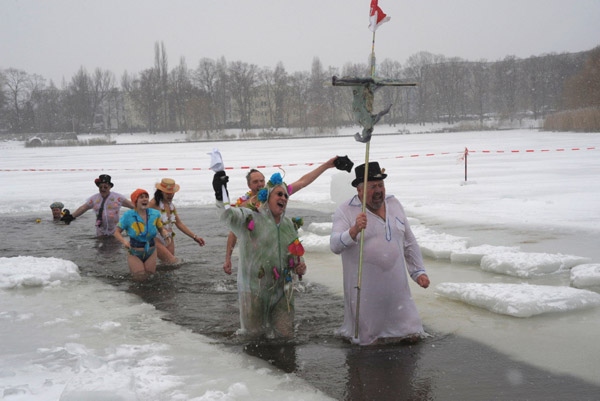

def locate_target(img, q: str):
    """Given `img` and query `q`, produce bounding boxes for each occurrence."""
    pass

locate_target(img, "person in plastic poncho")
[213,170,306,338]
[330,162,430,345]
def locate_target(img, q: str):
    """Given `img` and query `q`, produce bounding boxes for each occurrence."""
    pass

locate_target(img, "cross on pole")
[331,50,417,342]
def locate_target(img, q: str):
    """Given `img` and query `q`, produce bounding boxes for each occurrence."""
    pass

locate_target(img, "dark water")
[6,207,600,401]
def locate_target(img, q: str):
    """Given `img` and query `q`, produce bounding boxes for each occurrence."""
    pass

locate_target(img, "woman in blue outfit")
[114,188,171,280]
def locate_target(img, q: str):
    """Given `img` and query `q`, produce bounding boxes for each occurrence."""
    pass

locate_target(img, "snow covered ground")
[1,125,600,397]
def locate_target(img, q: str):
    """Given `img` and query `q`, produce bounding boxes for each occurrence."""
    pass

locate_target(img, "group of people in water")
[50,174,205,280]
[47,154,430,345]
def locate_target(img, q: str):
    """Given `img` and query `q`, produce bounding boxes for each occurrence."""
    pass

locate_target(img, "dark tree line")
[1,42,598,136]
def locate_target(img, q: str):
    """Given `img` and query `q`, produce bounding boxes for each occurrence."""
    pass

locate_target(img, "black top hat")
[95,174,114,188]
[351,162,387,187]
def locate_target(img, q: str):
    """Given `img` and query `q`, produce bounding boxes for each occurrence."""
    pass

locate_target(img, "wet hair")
[246,169,263,184]
[153,189,164,204]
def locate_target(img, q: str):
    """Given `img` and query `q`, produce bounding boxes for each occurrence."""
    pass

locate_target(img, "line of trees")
[1,42,598,136]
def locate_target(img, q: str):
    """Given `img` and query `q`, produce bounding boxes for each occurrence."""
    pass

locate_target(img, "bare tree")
[66,67,94,133]
[215,57,230,129]
[288,71,310,130]
[3,68,31,133]
[273,62,289,129]
[378,59,406,125]
[129,68,161,133]
[308,57,328,131]
[169,57,194,133]
[404,52,437,125]
[257,66,277,128]
[89,68,115,131]
[325,65,343,129]
[564,46,600,109]
[154,41,170,131]
[228,60,257,130]
[468,61,491,125]
[493,55,518,121]
[194,58,219,131]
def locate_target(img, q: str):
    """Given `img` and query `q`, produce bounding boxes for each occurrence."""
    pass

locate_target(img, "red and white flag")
[368,0,391,32]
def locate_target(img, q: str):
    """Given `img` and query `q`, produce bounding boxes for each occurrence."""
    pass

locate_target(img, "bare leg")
[156,241,178,264]
[127,254,148,281]
[143,250,158,274]
[271,298,294,338]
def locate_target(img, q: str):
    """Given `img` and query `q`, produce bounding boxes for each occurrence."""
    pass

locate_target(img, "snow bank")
[570,264,600,289]
[0,256,80,289]
[480,252,591,278]
[411,224,470,259]
[435,282,600,317]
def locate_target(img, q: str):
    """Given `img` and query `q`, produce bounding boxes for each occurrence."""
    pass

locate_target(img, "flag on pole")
[368,0,390,32]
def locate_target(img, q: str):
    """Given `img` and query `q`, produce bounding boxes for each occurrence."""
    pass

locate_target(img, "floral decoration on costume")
[292,217,304,230]
[245,215,255,231]
[258,172,287,204]
[288,238,305,281]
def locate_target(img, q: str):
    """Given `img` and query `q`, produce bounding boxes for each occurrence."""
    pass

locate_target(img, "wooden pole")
[354,30,377,340]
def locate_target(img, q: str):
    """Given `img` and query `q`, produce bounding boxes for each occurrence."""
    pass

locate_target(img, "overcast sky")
[2,0,599,84]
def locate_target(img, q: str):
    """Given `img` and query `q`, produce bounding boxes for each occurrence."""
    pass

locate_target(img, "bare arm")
[122,199,135,209]
[114,227,130,248]
[148,199,160,210]
[289,156,337,194]
[71,202,91,218]
[174,213,205,246]
[223,231,237,275]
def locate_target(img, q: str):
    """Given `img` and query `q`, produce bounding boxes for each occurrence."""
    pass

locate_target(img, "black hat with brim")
[351,162,387,187]
[95,174,114,188]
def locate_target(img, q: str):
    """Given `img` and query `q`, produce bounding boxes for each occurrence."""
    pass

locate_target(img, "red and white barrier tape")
[0,147,595,172]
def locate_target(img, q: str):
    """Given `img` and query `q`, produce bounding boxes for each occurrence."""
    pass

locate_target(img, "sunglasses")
[275,191,289,199]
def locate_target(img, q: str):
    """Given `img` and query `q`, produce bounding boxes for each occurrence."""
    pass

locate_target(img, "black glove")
[334,155,354,173]
[212,171,229,201]
[60,210,75,225]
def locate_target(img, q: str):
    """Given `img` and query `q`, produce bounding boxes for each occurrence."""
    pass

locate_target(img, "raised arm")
[289,156,338,194]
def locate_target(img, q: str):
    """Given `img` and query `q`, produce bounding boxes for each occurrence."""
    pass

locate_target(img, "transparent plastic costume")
[218,194,303,338]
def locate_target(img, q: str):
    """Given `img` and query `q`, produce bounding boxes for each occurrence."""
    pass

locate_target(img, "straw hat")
[156,178,180,193]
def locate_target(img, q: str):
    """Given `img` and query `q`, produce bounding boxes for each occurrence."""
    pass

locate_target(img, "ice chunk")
[330,172,355,206]
[435,282,600,317]
[570,264,600,289]
[407,216,421,226]
[306,222,332,235]
[411,225,469,259]
[299,231,330,253]
[451,244,520,264]
[480,252,591,278]
[0,256,80,289]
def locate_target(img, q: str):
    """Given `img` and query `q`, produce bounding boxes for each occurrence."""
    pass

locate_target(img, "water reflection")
[344,344,431,401]
[244,341,298,373]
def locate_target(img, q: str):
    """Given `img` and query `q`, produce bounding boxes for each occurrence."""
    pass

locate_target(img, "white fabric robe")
[330,194,426,345]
